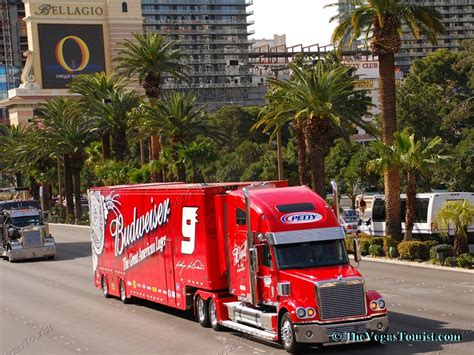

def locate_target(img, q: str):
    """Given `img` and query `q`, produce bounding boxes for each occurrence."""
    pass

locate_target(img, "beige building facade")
[2,0,143,126]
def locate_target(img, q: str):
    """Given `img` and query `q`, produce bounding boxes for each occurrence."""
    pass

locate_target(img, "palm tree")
[329,0,445,239]
[114,32,189,164]
[37,97,98,223]
[254,86,307,185]
[265,61,373,197]
[368,131,446,241]
[177,140,216,183]
[69,73,140,161]
[141,91,223,181]
[435,200,474,256]
[0,125,29,187]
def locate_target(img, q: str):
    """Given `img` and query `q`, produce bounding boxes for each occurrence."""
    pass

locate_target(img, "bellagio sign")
[32,4,105,16]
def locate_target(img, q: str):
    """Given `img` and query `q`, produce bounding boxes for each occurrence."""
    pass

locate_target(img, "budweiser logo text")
[110,198,171,257]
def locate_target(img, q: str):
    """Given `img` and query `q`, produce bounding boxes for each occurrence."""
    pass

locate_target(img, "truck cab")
[211,184,388,352]
[0,190,56,262]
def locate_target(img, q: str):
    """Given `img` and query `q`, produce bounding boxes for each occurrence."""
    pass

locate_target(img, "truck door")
[164,239,177,307]
[257,244,277,304]
[226,202,252,302]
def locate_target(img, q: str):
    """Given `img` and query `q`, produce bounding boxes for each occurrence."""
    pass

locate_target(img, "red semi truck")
[88,182,388,352]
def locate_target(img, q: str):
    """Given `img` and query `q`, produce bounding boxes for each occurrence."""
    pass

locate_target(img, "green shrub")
[444,257,457,267]
[424,240,439,250]
[369,238,384,247]
[359,240,370,256]
[129,165,151,183]
[383,237,399,256]
[398,241,430,260]
[429,244,454,263]
[457,253,473,269]
[345,238,354,254]
[388,246,398,258]
[369,244,384,257]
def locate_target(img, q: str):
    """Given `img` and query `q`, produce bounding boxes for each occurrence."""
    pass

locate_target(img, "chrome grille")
[22,230,43,248]
[317,279,366,320]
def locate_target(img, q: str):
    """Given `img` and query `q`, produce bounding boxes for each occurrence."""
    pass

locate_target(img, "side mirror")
[249,247,259,273]
[353,239,362,263]
[8,228,19,239]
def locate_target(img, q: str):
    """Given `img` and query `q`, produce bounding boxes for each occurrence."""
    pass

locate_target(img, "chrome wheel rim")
[197,298,205,322]
[120,282,126,301]
[209,301,217,327]
[281,320,293,347]
[102,277,107,295]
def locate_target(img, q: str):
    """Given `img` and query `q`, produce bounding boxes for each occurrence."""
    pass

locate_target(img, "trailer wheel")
[196,295,210,327]
[208,299,223,331]
[119,280,131,304]
[101,275,110,298]
[280,313,303,353]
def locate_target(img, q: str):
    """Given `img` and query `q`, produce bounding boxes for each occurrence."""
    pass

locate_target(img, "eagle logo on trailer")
[281,212,322,224]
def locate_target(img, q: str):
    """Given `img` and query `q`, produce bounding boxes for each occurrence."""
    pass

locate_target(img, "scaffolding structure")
[0,0,14,90]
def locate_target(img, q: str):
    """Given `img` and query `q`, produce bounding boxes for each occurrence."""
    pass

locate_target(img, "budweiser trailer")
[88,182,388,352]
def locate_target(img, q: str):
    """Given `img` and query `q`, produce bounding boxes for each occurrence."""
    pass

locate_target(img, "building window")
[122,2,128,13]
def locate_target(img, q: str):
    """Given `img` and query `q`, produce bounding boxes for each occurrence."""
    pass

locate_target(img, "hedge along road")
[0,224,472,355]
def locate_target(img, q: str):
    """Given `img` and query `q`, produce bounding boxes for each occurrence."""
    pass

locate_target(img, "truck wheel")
[280,313,302,353]
[101,275,110,298]
[209,299,223,331]
[120,280,131,304]
[196,295,210,327]
[6,247,13,262]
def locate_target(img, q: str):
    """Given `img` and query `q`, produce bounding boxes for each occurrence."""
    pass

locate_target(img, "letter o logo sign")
[55,35,90,73]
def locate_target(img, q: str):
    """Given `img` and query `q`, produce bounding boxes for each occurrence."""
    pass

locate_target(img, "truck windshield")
[10,215,41,228]
[274,239,348,270]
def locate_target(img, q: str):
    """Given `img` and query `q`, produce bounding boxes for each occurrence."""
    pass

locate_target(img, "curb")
[353,255,474,274]
[49,223,91,230]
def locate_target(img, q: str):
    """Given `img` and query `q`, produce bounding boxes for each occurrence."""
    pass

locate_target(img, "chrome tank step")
[224,301,277,332]
[220,320,277,341]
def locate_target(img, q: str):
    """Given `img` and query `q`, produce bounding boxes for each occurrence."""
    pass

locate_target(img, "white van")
[362,192,474,239]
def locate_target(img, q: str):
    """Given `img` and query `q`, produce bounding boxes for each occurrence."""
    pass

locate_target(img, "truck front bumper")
[9,245,56,261]
[294,314,388,344]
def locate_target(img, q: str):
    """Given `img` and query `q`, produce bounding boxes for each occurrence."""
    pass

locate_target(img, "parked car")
[340,209,360,234]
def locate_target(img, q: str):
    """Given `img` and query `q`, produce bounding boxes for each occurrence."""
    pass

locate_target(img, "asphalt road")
[0,224,473,355]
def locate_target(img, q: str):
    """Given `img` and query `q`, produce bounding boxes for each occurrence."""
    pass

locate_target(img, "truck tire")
[120,280,131,304]
[196,295,210,327]
[208,299,223,331]
[102,275,110,298]
[6,247,13,262]
[280,313,303,353]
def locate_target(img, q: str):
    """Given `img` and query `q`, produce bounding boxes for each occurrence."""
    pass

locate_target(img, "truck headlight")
[44,236,55,246]
[296,307,306,318]
[370,298,386,311]
[378,299,386,310]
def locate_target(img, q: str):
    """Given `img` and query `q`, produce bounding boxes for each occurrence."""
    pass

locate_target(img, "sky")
[249,0,338,47]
